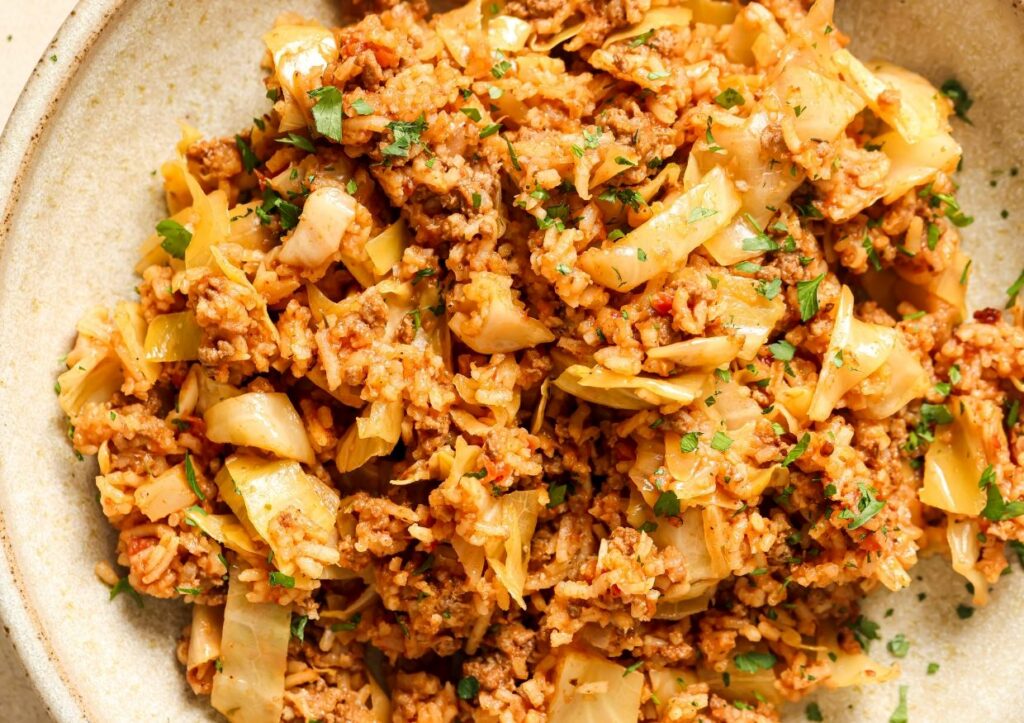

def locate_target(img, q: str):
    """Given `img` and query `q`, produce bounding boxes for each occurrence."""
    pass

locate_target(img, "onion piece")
[205,392,315,465]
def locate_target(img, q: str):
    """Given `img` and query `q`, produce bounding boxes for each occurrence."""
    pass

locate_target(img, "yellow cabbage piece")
[920,396,989,515]
[263,23,339,131]
[205,392,315,465]
[211,567,291,723]
[186,604,223,679]
[769,50,865,145]
[947,518,989,606]
[555,364,705,410]
[365,219,409,279]
[681,0,738,24]
[484,490,541,610]
[816,629,899,688]
[646,336,742,367]
[136,464,197,522]
[548,650,643,723]
[652,507,726,589]
[436,0,490,74]
[449,272,554,353]
[335,400,403,473]
[579,167,740,292]
[712,274,786,360]
[875,130,962,205]
[808,286,897,421]
[529,21,585,52]
[209,246,278,341]
[181,170,231,270]
[602,7,693,47]
[185,507,261,555]
[224,455,340,576]
[143,311,202,362]
[280,187,355,270]
[855,335,930,419]
[487,15,534,52]
[113,301,160,385]
[58,311,123,416]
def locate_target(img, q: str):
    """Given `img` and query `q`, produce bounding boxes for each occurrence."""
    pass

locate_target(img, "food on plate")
[59,0,1024,720]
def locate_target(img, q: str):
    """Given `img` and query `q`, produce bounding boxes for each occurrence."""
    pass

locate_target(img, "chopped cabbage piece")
[136,464,197,521]
[712,274,786,360]
[143,311,202,362]
[211,567,291,723]
[555,364,705,410]
[205,392,315,465]
[280,187,355,270]
[484,490,541,610]
[548,649,643,723]
[335,401,403,473]
[449,272,554,353]
[602,7,693,48]
[920,396,990,515]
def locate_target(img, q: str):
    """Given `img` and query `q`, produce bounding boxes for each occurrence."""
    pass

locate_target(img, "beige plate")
[1,1,1023,720]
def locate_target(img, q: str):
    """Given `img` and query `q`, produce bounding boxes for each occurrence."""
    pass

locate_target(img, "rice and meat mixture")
[59,0,1024,720]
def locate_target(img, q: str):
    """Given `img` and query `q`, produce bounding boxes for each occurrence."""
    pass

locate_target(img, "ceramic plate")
[1,1,1022,720]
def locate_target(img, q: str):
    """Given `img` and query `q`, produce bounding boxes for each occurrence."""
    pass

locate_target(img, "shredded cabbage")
[181,170,231,270]
[224,455,340,576]
[136,464,197,521]
[579,167,740,292]
[646,336,743,368]
[186,604,223,679]
[602,7,693,48]
[484,490,541,610]
[855,335,930,419]
[947,518,989,605]
[808,286,897,421]
[205,392,315,465]
[555,364,705,410]
[487,15,534,52]
[113,301,160,385]
[263,23,339,131]
[185,507,261,555]
[548,649,643,723]
[449,272,555,353]
[143,311,202,362]
[712,274,786,360]
[280,187,355,270]
[920,396,989,515]
[365,219,409,279]
[335,401,403,473]
[211,567,291,723]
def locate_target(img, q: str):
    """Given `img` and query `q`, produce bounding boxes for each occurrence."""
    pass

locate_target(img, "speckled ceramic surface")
[0,1,1022,721]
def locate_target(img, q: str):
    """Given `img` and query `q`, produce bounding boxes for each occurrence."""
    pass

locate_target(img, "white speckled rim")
[0,3,128,720]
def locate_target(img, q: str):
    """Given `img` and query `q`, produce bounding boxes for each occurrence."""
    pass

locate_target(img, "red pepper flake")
[650,291,674,316]
[973,307,1002,324]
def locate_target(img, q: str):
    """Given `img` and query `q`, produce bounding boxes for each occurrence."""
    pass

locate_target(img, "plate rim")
[0,1,129,720]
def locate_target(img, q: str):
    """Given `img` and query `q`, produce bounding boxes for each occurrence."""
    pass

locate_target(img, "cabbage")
[280,187,356,270]
[681,0,738,24]
[807,286,897,421]
[211,567,291,723]
[187,364,243,415]
[205,392,315,465]
[548,650,643,723]
[137,205,196,272]
[947,518,989,605]
[712,275,786,360]
[335,401,403,473]
[184,507,261,555]
[228,201,275,253]
[855,335,930,419]
[602,7,693,48]
[136,464,197,521]
[874,130,962,205]
[113,301,160,385]
[186,604,223,679]
[435,0,490,74]
[920,396,989,516]
[143,311,202,362]
[365,219,409,279]
[661,434,717,500]
[449,272,555,353]
[725,2,786,67]
[768,50,865,145]
[529,22,585,52]
[585,144,640,193]
[698,656,782,706]
[579,167,740,292]
[646,336,742,368]
[555,364,705,410]
[182,171,231,270]
[224,455,340,576]
[263,23,339,131]
[483,490,541,610]
[816,630,898,688]
[651,507,726,586]
[487,15,534,52]
[213,466,261,540]
[57,351,122,417]
[209,246,278,341]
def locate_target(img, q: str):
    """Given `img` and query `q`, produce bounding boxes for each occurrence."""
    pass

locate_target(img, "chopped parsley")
[888,685,909,723]
[920,403,954,426]
[457,675,480,700]
[637,248,648,262]
[887,633,910,658]
[235,135,258,173]
[863,235,882,271]
[848,483,885,529]
[781,433,811,467]
[382,115,428,158]
[715,88,745,109]
[156,219,192,259]
[927,223,941,250]
[733,651,776,673]
[256,188,301,230]
[734,261,762,274]
[769,339,796,361]
[653,490,681,517]
[679,432,700,453]
[622,660,644,676]
[1006,268,1024,308]
[796,273,825,321]
[276,132,316,153]
[269,571,295,588]
[756,278,782,300]
[847,614,880,651]
[184,451,204,501]
[805,702,824,721]
[940,78,973,123]
[980,464,1024,521]
[291,614,308,641]
[307,86,343,142]
[502,135,521,171]
[927,662,940,675]
[109,577,143,608]
[491,58,512,79]
[346,178,358,194]
[711,431,733,452]
[479,123,502,138]
[460,107,482,122]
[956,603,974,619]
[547,481,569,508]
[597,187,644,210]
[330,613,362,632]
[688,207,718,223]
[627,29,655,47]
[351,98,374,116]
[413,554,435,575]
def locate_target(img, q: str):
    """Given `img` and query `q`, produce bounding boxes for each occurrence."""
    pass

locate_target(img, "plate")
[0,1,1021,720]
